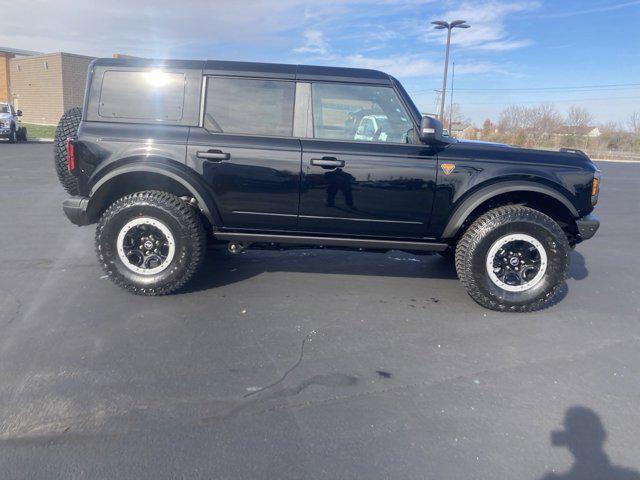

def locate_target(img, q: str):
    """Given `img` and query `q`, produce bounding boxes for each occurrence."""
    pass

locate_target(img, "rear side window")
[98,70,186,121]
[204,78,295,136]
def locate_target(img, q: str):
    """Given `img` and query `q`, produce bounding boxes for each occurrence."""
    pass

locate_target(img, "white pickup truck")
[0,103,27,142]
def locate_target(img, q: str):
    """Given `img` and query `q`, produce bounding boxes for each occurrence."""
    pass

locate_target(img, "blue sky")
[4,0,639,124]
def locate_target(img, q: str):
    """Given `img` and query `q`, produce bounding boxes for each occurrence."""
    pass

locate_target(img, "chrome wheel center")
[486,233,548,292]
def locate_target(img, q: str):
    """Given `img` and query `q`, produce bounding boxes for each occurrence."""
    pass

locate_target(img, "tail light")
[66,138,76,174]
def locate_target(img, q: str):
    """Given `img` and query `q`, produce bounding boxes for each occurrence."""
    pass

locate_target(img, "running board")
[213,232,448,252]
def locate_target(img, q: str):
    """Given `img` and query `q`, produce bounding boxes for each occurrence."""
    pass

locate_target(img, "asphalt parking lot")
[1,142,639,479]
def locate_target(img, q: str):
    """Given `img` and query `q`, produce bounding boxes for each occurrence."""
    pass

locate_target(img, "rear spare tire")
[54,107,82,195]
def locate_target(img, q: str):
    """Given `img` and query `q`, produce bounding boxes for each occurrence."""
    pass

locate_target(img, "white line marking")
[592,158,640,164]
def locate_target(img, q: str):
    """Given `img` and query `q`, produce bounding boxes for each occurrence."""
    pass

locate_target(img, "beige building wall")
[9,52,94,125]
[10,53,64,124]
[0,53,14,103]
[61,53,93,112]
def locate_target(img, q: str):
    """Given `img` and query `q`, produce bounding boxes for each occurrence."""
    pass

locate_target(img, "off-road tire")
[54,106,82,195]
[96,191,206,295]
[8,125,17,143]
[455,205,569,312]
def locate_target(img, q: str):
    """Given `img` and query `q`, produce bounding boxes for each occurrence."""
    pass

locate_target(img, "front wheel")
[8,126,17,143]
[96,191,206,295]
[455,205,569,312]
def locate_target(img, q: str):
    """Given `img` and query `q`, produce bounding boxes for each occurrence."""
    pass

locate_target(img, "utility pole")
[449,61,455,132]
[431,20,470,122]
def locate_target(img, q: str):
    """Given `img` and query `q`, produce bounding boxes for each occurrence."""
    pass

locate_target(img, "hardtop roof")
[92,58,393,85]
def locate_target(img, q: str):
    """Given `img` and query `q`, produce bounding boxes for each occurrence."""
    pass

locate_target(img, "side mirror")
[16,110,22,116]
[419,116,450,146]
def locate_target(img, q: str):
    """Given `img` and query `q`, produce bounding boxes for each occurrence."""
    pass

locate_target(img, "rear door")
[187,76,301,230]
[299,82,437,238]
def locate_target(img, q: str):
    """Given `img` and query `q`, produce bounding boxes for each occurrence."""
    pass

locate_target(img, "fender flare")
[87,161,221,225]
[441,180,579,239]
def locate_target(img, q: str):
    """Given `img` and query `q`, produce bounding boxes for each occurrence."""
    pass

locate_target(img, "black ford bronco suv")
[56,57,600,311]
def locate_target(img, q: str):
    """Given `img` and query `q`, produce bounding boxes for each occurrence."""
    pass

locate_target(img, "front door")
[298,82,437,238]
[187,76,301,230]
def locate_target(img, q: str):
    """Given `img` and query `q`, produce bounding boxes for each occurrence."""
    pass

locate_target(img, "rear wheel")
[96,191,206,295]
[455,205,569,312]
[18,127,27,142]
[8,125,17,143]
[54,107,82,195]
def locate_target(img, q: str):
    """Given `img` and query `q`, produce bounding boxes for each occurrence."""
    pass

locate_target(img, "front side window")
[311,83,415,143]
[204,78,295,137]
[99,70,186,121]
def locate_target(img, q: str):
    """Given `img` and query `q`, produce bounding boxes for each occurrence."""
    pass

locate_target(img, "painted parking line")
[592,158,640,163]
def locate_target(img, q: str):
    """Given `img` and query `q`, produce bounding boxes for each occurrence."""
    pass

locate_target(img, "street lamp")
[431,19,470,123]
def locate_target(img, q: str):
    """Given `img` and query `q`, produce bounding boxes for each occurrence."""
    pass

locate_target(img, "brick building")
[0,48,94,125]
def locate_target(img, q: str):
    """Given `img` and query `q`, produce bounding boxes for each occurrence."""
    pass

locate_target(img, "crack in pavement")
[243,330,316,398]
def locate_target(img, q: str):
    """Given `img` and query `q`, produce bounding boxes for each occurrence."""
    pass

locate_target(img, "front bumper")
[62,196,91,226]
[0,128,12,138]
[576,214,600,241]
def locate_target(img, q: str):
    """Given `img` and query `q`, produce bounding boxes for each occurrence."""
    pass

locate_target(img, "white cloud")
[469,39,534,51]
[294,31,329,55]
[425,1,539,52]
[0,0,439,58]
[0,0,361,57]
[530,0,640,19]
[342,54,441,77]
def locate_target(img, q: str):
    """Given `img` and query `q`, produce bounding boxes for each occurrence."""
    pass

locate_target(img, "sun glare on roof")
[144,70,174,88]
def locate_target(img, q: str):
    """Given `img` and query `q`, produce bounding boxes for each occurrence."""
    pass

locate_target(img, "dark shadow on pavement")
[540,406,640,480]
[568,251,589,281]
[183,248,459,293]
[543,282,569,310]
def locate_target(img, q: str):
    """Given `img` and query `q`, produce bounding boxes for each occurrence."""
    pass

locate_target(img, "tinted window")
[204,78,295,136]
[312,83,415,143]
[99,70,186,121]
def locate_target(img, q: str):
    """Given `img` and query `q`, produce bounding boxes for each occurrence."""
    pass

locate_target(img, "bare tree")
[482,119,495,135]
[566,106,593,132]
[598,122,618,135]
[498,105,528,132]
[446,103,472,131]
[530,104,562,136]
[628,111,640,135]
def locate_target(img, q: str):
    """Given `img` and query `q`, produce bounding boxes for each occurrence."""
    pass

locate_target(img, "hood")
[442,138,596,170]
[456,138,510,147]
[0,113,12,120]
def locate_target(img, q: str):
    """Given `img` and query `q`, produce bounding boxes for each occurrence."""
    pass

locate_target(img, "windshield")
[0,105,9,114]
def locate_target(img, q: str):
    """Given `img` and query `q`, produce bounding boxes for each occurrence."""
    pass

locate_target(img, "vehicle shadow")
[568,251,589,281]
[183,247,459,293]
[539,406,640,480]
[544,282,569,309]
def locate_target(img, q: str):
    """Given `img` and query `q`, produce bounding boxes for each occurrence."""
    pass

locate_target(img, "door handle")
[197,150,231,161]
[310,157,345,168]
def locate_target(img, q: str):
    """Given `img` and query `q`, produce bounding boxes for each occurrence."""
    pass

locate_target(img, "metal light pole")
[449,61,455,132]
[431,20,470,122]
